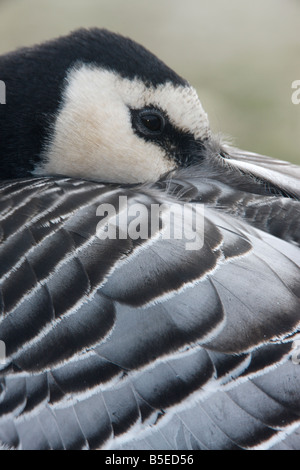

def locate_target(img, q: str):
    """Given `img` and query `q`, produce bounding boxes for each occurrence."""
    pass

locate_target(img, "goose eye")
[138,110,165,135]
[140,113,164,133]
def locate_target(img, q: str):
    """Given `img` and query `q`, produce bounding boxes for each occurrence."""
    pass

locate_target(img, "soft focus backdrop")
[0,0,299,164]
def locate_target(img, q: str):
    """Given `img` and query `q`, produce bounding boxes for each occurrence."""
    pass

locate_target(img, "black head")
[0,28,210,182]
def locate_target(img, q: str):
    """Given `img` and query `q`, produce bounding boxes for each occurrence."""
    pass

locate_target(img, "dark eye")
[140,113,164,132]
[137,110,165,135]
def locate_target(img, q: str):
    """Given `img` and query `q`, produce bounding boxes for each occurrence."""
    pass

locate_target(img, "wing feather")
[0,173,299,450]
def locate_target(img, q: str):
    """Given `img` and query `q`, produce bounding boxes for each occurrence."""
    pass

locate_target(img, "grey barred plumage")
[0,29,299,450]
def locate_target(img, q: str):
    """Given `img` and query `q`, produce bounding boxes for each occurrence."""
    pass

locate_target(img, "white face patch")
[35,65,210,184]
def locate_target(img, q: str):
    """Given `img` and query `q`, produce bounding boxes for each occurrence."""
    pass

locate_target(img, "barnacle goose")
[0,28,299,450]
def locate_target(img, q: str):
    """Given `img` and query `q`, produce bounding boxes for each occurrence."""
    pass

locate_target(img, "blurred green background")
[0,0,299,164]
